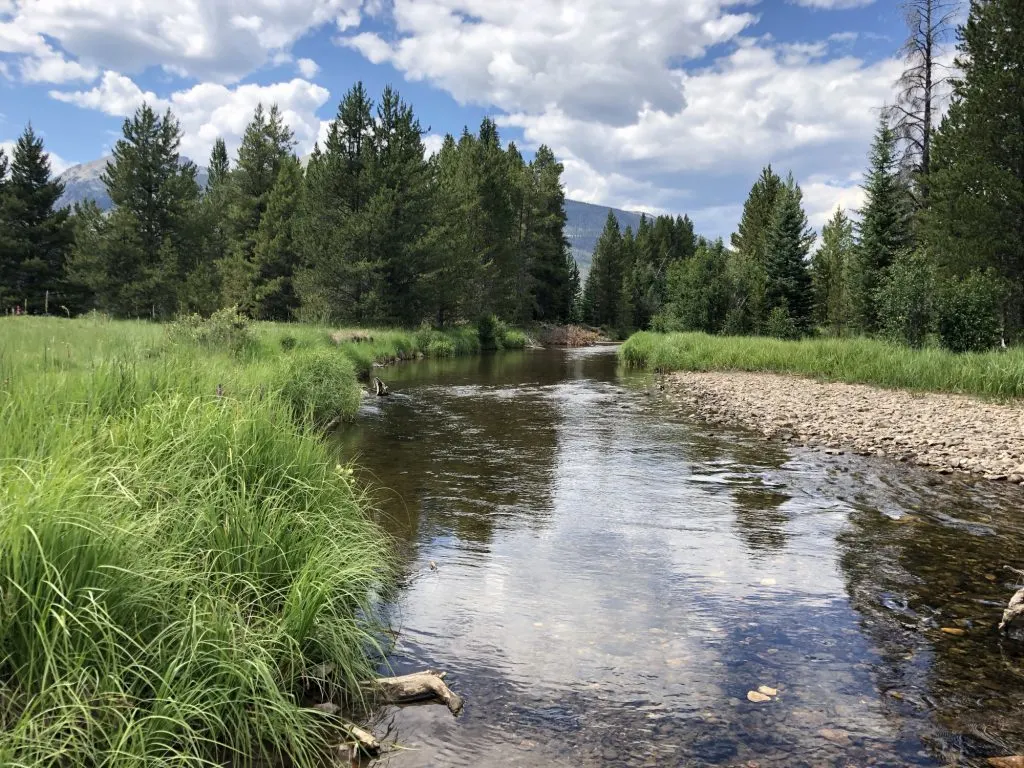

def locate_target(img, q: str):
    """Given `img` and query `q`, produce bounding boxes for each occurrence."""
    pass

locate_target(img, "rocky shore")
[661,371,1024,485]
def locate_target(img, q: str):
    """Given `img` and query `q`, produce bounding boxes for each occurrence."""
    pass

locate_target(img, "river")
[334,346,1024,767]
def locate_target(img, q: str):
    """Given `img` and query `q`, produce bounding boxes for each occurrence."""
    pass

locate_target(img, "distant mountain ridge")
[56,157,647,271]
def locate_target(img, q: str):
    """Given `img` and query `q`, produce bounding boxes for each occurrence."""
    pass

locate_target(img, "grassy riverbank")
[0,313,513,766]
[620,331,1024,399]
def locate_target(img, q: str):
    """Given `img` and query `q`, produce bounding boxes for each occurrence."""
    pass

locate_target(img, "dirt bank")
[661,371,1024,484]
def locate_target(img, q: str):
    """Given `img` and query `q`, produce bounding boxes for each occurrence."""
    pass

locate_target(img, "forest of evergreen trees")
[0,84,579,328]
[583,0,1022,351]
[1,0,1020,352]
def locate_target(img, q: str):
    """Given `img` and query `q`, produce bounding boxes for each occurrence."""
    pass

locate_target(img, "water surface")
[334,347,1024,767]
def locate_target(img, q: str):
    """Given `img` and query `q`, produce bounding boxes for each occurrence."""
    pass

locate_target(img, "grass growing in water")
[0,316,399,766]
[620,331,1024,399]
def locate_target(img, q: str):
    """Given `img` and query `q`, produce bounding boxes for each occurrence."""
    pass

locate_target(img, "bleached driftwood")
[365,670,464,716]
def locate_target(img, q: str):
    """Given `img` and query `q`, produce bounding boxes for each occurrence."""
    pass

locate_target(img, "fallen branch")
[306,702,382,758]
[365,670,464,716]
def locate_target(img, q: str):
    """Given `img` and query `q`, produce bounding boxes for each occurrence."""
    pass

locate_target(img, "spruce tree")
[763,174,815,334]
[811,207,856,335]
[925,0,1024,337]
[853,117,914,333]
[582,211,623,328]
[0,125,73,313]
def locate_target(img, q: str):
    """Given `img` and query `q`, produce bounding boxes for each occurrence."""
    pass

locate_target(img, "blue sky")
[0,0,948,241]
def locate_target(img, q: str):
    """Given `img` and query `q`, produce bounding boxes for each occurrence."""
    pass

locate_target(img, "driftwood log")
[365,670,464,716]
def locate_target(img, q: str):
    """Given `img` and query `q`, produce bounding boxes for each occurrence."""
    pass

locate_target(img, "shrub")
[877,250,936,348]
[425,337,456,357]
[477,314,500,350]
[167,306,254,355]
[500,329,528,349]
[278,349,362,427]
[765,305,799,340]
[936,270,1004,353]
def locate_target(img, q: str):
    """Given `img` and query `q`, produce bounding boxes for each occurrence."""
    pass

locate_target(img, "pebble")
[663,372,1024,487]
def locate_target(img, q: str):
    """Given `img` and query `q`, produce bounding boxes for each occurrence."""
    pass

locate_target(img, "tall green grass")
[620,331,1024,399]
[0,316,393,766]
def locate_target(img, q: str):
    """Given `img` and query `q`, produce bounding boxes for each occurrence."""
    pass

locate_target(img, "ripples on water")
[332,347,1024,767]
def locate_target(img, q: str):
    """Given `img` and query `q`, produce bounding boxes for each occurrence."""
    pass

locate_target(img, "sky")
[0,0,947,241]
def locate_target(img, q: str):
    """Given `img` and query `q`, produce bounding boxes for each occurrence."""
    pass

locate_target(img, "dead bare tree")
[885,0,961,206]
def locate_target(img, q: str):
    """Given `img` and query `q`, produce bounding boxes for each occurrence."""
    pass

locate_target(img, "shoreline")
[658,370,1024,485]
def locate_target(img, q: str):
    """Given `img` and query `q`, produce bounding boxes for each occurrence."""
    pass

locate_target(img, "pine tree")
[251,156,303,320]
[811,207,856,335]
[524,145,573,322]
[0,125,73,314]
[417,134,481,326]
[582,211,623,328]
[64,200,107,312]
[207,138,230,189]
[474,118,518,319]
[731,166,784,266]
[296,83,379,323]
[617,226,637,333]
[98,104,199,317]
[763,174,815,334]
[853,117,915,333]
[728,165,783,331]
[925,0,1024,337]
[369,86,433,325]
[221,103,296,313]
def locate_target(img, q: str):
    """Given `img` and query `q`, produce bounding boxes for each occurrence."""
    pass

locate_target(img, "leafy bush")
[500,329,528,349]
[936,270,1004,353]
[425,337,456,357]
[477,314,500,350]
[877,250,936,348]
[278,349,362,427]
[765,305,798,340]
[167,306,254,354]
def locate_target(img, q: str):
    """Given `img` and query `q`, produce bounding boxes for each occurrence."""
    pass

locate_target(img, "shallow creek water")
[333,346,1024,767]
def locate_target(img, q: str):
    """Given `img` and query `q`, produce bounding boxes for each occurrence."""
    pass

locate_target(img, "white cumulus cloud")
[1,0,362,83]
[343,0,759,125]
[51,73,331,162]
[296,57,320,78]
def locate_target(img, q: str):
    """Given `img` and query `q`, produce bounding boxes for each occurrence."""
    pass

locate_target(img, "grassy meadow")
[0,312,514,766]
[620,331,1024,399]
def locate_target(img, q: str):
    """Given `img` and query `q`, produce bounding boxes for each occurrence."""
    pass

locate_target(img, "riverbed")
[334,346,1024,767]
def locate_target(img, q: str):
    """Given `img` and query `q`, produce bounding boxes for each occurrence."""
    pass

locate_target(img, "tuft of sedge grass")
[619,330,1024,400]
[0,317,394,767]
